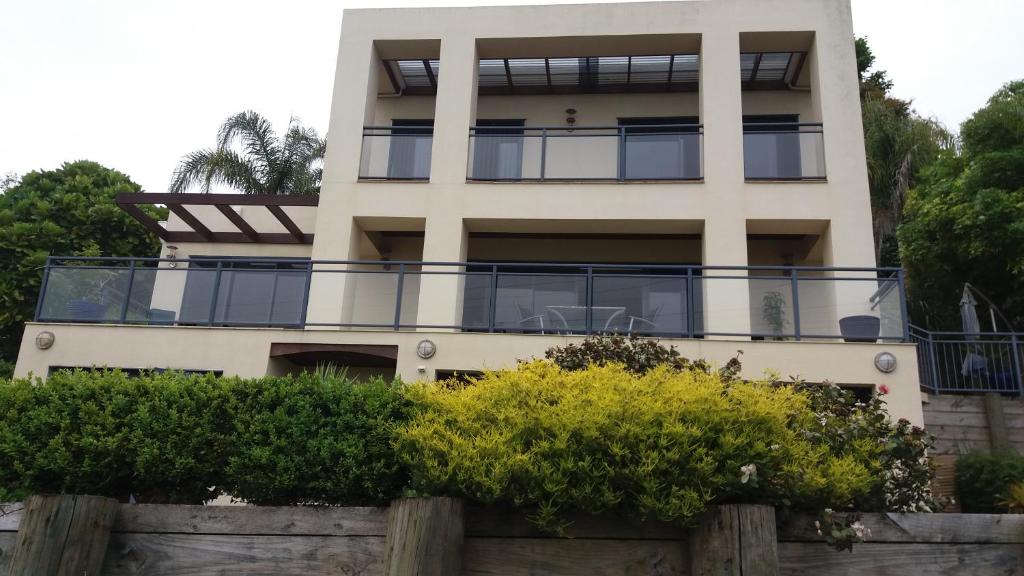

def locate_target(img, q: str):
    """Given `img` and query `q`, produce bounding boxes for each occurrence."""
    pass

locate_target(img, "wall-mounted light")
[874,351,897,374]
[166,245,179,268]
[35,330,55,350]
[416,339,436,359]
[565,108,577,130]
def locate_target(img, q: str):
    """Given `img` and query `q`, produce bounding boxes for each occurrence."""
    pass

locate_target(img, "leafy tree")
[170,111,325,195]
[898,80,1024,329]
[856,37,951,265]
[0,161,165,360]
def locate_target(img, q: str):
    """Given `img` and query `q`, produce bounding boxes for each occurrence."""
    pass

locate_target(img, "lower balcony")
[36,257,908,342]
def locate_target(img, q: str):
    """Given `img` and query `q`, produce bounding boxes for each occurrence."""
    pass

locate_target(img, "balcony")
[743,122,825,181]
[359,125,433,181]
[467,124,703,182]
[36,257,907,342]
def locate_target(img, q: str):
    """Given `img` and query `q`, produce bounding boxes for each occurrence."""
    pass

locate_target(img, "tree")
[170,111,325,195]
[0,161,166,361]
[898,80,1024,329]
[855,37,951,265]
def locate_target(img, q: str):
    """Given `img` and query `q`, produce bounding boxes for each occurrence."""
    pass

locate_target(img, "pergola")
[116,193,318,245]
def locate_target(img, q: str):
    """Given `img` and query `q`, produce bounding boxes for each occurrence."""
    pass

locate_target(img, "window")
[179,258,309,326]
[743,114,802,179]
[388,119,434,179]
[619,117,701,179]
[472,119,525,180]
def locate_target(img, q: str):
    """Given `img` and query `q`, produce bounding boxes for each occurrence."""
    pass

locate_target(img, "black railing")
[35,257,907,341]
[468,124,704,181]
[912,325,1024,395]
[743,122,825,180]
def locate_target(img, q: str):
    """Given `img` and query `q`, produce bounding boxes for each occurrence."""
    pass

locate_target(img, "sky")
[0,0,1021,192]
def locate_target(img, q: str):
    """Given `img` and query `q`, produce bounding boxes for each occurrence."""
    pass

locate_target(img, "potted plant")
[762,291,788,340]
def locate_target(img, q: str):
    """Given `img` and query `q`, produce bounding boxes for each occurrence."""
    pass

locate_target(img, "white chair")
[627,304,663,333]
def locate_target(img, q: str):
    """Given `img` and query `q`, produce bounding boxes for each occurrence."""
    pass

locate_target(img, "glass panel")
[38,267,130,322]
[743,129,825,180]
[178,268,219,324]
[748,275,796,339]
[472,134,523,179]
[543,132,618,179]
[591,275,688,336]
[797,275,895,340]
[493,273,586,333]
[360,128,433,180]
[459,272,494,330]
[347,266,400,327]
[623,132,701,179]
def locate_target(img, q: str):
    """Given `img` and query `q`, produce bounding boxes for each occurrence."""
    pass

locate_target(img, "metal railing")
[35,257,907,341]
[359,126,433,180]
[743,122,826,181]
[468,124,704,181]
[912,325,1024,395]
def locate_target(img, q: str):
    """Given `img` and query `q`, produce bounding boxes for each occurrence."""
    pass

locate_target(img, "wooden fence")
[2,498,1023,575]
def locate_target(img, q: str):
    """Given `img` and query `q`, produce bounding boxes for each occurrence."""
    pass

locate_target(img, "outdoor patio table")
[546,305,625,332]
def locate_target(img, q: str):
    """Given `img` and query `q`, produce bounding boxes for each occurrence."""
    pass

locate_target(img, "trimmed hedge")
[396,361,874,532]
[955,451,1024,513]
[0,369,408,505]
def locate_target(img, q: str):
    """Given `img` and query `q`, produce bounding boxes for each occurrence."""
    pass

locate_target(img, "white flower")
[769,444,780,451]
[814,520,822,536]
[850,521,871,540]
[740,463,758,484]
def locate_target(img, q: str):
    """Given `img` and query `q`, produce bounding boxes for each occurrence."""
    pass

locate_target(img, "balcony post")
[393,263,406,330]
[790,271,801,341]
[118,259,137,323]
[34,257,52,321]
[207,260,223,326]
[488,265,498,333]
[898,270,911,342]
[540,128,548,181]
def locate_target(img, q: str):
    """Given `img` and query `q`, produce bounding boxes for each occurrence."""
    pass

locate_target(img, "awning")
[117,192,318,245]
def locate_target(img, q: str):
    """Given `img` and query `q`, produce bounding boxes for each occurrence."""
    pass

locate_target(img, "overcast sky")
[1,0,1021,192]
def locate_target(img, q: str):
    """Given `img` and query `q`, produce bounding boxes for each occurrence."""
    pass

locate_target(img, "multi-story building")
[14,0,924,424]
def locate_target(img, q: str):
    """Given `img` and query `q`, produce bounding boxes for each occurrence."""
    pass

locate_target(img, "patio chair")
[627,304,664,333]
[516,301,545,333]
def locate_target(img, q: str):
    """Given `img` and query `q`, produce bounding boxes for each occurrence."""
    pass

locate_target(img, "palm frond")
[169,148,264,194]
[216,111,282,183]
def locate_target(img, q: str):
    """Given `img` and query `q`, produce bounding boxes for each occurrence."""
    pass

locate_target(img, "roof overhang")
[117,193,318,245]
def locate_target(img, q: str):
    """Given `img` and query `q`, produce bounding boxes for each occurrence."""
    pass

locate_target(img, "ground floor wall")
[15,323,924,425]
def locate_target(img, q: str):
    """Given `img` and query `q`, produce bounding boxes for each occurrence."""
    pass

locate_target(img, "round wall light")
[873,351,897,374]
[35,330,55,350]
[416,339,436,359]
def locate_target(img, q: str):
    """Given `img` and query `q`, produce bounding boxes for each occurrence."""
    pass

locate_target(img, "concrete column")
[429,36,478,184]
[415,216,468,329]
[699,29,751,337]
[306,38,380,328]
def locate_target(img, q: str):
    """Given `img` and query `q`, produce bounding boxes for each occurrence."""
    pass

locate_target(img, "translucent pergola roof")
[384,54,701,95]
[382,51,805,95]
[739,52,807,87]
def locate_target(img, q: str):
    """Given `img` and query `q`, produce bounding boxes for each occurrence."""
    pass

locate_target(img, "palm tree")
[170,111,325,195]
[861,95,950,265]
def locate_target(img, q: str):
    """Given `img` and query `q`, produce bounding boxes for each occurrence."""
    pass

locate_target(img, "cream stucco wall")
[14,322,924,426]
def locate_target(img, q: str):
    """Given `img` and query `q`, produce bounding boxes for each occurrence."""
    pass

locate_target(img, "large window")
[619,117,701,179]
[179,258,309,326]
[387,120,434,179]
[471,119,525,180]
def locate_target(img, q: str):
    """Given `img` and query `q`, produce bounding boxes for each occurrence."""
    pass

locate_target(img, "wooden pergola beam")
[267,205,306,243]
[215,204,260,242]
[167,204,213,241]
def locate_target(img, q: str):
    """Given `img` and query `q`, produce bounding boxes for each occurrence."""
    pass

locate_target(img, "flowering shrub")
[545,334,742,379]
[791,381,940,513]
[396,361,874,533]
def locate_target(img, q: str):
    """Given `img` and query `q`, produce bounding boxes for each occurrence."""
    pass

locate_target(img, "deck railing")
[35,257,907,341]
[743,122,826,180]
[912,325,1024,395]
[467,124,704,181]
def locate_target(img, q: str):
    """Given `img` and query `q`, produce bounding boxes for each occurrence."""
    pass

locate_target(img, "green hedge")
[955,451,1024,513]
[0,369,408,505]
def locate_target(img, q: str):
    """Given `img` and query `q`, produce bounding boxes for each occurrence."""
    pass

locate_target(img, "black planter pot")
[839,315,880,343]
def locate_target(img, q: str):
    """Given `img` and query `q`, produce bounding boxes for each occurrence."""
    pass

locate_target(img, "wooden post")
[984,392,1010,452]
[8,494,118,576]
[383,497,464,576]
[689,504,779,576]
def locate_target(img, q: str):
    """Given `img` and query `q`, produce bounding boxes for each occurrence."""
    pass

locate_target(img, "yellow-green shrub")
[395,361,872,531]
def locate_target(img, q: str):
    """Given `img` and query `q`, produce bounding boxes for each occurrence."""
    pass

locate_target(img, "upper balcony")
[358,33,825,184]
